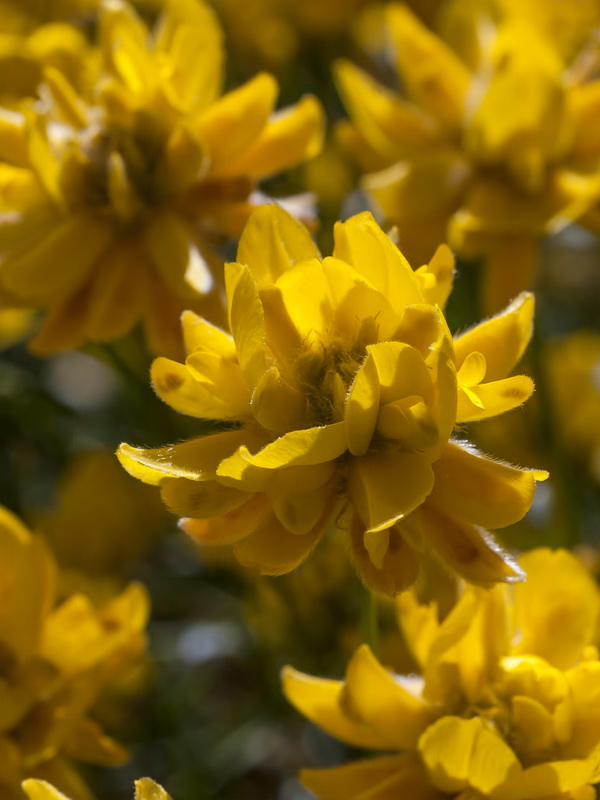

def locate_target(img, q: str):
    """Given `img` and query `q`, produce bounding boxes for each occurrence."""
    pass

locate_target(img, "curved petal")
[199,72,277,172]
[233,507,329,575]
[117,428,264,485]
[453,292,534,380]
[415,244,455,309]
[181,311,236,357]
[22,781,70,800]
[421,503,524,586]
[386,4,471,128]
[429,442,543,529]
[300,755,436,800]
[334,60,440,160]
[236,203,321,285]
[135,778,173,800]
[224,261,265,388]
[281,666,389,750]
[345,645,433,750]
[349,450,435,533]
[180,493,270,545]
[350,517,421,596]
[160,477,251,518]
[332,211,425,314]
[217,95,324,179]
[457,375,534,422]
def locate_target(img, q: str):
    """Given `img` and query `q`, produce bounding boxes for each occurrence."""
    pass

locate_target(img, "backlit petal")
[457,375,535,422]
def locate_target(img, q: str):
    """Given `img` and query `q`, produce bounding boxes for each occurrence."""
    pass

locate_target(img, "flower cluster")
[0,505,149,798]
[119,204,545,595]
[0,0,322,356]
[284,548,600,799]
[336,2,600,311]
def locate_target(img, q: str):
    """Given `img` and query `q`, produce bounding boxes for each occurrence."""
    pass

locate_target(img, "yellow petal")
[457,351,487,387]
[22,781,70,800]
[495,758,599,800]
[421,503,524,586]
[345,645,433,750]
[63,717,128,766]
[429,442,541,530]
[513,549,600,670]
[332,211,425,315]
[199,73,277,172]
[0,108,28,165]
[349,451,435,533]
[268,480,334,536]
[216,95,324,179]
[350,517,421,596]
[418,716,520,795]
[457,375,535,422]
[345,342,432,456]
[251,366,308,432]
[300,755,433,800]
[180,311,236,358]
[160,477,251,519]
[233,507,329,575]
[117,429,262,485]
[396,591,440,669]
[387,4,472,128]
[135,777,173,800]
[236,203,320,285]
[281,666,389,749]
[220,423,346,477]
[415,244,455,308]
[334,60,440,160]
[151,356,250,420]
[453,292,534,380]
[154,120,207,194]
[180,493,270,546]
[0,215,113,304]
[225,262,266,388]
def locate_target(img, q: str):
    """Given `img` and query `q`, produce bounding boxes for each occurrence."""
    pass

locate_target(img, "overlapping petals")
[118,204,545,595]
[0,0,324,356]
[0,505,149,798]
[335,2,600,312]
[284,548,600,799]
[23,777,172,800]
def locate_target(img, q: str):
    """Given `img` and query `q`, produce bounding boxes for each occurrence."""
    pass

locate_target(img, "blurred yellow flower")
[336,1,600,311]
[22,777,172,800]
[32,450,168,602]
[119,204,545,595]
[0,0,323,357]
[0,505,149,799]
[0,307,34,349]
[283,547,600,799]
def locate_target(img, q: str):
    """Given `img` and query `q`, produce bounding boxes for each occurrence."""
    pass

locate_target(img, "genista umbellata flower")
[284,548,600,799]
[119,204,546,596]
[335,2,600,311]
[0,0,323,356]
[23,777,172,800]
[0,506,149,799]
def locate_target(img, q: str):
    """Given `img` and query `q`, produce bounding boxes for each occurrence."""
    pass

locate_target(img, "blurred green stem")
[359,583,379,655]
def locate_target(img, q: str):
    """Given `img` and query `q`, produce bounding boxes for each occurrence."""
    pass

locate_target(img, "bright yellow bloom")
[118,204,545,595]
[284,548,600,799]
[22,777,172,800]
[0,505,149,799]
[335,2,600,312]
[0,0,323,357]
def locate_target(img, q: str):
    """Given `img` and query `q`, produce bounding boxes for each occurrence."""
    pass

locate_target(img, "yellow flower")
[32,450,168,602]
[0,0,323,357]
[335,2,600,312]
[0,505,149,799]
[22,777,172,800]
[118,204,545,595]
[283,548,600,799]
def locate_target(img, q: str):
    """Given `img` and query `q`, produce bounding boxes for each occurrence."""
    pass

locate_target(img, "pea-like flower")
[335,2,600,312]
[284,548,600,799]
[0,505,149,798]
[118,204,545,595]
[0,0,323,356]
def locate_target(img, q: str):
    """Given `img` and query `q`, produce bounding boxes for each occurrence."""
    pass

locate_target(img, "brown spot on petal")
[157,373,184,392]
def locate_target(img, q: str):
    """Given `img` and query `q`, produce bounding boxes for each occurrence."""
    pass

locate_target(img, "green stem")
[359,583,379,655]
